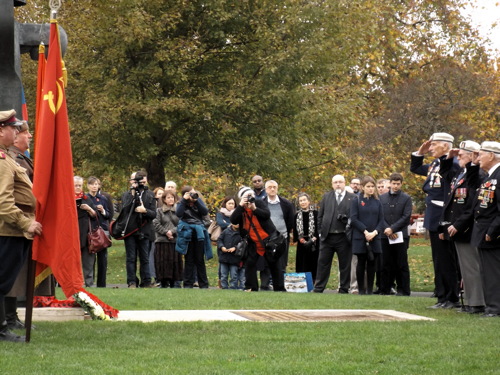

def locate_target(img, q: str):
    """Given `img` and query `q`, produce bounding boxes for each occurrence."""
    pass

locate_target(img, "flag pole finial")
[49,0,61,19]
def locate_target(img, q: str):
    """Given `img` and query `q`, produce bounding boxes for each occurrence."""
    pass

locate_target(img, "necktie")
[337,193,342,205]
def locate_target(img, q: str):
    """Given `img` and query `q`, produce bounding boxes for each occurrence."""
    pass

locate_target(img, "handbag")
[246,213,285,261]
[234,237,249,260]
[88,218,112,254]
[207,221,222,241]
[263,231,286,259]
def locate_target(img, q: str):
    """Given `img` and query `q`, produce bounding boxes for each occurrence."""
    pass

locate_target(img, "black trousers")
[478,247,500,315]
[0,236,30,324]
[0,236,30,296]
[183,238,209,288]
[314,233,351,292]
[356,253,379,294]
[380,238,411,295]
[244,242,285,292]
[95,248,108,287]
[430,232,459,303]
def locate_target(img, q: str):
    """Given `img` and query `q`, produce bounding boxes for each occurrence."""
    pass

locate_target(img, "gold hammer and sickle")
[43,78,64,114]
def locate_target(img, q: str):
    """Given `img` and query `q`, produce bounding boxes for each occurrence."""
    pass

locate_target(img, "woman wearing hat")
[230,187,286,292]
[293,193,319,282]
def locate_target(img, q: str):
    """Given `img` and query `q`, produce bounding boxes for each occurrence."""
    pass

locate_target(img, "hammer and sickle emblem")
[43,77,64,114]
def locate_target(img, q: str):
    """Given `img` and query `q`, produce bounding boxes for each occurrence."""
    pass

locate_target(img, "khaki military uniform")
[8,145,33,181]
[0,144,36,238]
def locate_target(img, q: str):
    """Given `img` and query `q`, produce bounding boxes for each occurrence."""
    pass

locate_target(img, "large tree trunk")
[145,154,166,190]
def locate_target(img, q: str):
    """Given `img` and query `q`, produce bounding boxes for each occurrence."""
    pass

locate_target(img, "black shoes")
[428,301,460,309]
[427,302,444,309]
[7,317,26,330]
[441,301,461,309]
[480,313,499,318]
[468,306,485,314]
[0,326,25,343]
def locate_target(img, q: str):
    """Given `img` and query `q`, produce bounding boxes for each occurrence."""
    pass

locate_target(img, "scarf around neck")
[296,206,315,239]
[220,207,235,217]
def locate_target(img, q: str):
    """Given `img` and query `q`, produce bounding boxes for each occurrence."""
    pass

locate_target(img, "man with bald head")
[411,132,460,308]
[313,175,356,293]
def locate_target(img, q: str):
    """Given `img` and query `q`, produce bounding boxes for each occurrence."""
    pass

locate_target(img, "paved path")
[117,309,434,322]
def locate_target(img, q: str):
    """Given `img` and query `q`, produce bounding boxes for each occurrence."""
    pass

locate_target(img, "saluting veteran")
[411,132,460,309]
[469,141,500,317]
[0,109,42,342]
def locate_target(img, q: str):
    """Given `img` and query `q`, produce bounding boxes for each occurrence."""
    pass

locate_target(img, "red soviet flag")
[32,19,83,297]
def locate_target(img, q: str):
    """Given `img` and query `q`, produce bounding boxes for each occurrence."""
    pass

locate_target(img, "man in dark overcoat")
[314,175,356,293]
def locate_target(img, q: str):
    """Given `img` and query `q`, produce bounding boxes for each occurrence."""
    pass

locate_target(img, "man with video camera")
[120,171,156,288]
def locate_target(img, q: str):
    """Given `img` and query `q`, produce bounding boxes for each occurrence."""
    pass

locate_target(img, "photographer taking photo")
[175,186,213,288]
[120,171,156,288]
[230,187,286,292]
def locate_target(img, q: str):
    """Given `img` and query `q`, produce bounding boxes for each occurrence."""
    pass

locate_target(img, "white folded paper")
[388,231,404,244]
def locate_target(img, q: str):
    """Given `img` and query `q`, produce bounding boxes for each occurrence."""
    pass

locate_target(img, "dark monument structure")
[0,0,67,118]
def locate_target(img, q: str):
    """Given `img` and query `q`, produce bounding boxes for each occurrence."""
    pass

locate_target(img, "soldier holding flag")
[0,109,42,342]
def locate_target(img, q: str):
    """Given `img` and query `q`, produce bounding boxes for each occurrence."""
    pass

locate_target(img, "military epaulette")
[0,151,6,159]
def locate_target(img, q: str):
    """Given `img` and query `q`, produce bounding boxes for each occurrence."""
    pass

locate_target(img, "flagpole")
[24,251,36,343]
[24,0,62,343]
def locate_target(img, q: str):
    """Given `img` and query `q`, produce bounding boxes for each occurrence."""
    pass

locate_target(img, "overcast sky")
[463,0,500,55]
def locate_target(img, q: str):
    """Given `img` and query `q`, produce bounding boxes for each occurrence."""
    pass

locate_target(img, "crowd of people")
[109,131,500,322]
[2,104,500,343]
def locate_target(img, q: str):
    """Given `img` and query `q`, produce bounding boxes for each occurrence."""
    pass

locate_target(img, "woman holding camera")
[350,176,385,295]
[230,186,286,292]
[175,186,212,288]
[293,193,319,282]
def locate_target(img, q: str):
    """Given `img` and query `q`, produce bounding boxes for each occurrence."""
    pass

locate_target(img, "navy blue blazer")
[439,160,483,243]
[468,166,500,248]
[410,153,459,231]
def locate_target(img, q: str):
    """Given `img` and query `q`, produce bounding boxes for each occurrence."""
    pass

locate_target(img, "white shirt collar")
[488,162,500,176]
[268,195,280,204]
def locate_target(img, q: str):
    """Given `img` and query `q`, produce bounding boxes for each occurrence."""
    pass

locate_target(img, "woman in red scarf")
[230,187,286,292]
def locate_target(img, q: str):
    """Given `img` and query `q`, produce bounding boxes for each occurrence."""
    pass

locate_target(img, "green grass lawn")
[2,237,499,374]
[106,236,436,292]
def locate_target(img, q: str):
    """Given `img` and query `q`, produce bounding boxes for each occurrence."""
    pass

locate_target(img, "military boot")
[5,296,26,330]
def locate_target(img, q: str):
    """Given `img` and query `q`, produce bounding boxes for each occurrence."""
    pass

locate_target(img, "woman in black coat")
[230,186,286,292]
[350,176,385,295]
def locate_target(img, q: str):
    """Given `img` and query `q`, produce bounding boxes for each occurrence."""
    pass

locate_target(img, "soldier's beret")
[429,132,454,143]
[480,141,500,154]
[459,140,480,153]
[0,109,24,127]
